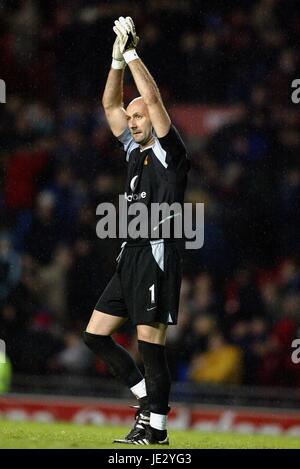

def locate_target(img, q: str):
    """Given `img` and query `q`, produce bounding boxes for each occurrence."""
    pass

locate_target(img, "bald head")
[126,96,153,147]
[126,96,148,116]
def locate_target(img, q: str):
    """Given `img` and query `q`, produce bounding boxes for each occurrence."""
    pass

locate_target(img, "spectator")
[48,331,93,374]
[188,332,243,385]
[0,232,21,306]
[24,191,62,264]
[37,245,73,323]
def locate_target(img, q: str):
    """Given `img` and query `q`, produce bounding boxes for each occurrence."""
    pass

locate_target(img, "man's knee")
[137,323,167,345]
[83,331,143,387]
[86,309,126,336]
[83,331,111,352]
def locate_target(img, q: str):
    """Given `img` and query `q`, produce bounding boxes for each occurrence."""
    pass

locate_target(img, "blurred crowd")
[0,0,300,389]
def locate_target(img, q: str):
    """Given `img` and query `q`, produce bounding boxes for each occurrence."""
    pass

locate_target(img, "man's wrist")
[123,49,139,64]
[111,58,125,70]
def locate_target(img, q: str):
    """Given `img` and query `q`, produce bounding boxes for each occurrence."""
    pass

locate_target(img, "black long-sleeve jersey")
[118,124,190,244]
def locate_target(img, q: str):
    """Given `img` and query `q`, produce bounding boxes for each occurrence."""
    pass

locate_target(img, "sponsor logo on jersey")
[124,191,147,202]
[130,175,139,192]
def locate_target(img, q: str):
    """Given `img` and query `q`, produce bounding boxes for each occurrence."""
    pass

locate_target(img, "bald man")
[83,17,190,445]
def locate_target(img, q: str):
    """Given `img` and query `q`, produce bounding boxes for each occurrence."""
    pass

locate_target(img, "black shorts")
[95,240,182,326]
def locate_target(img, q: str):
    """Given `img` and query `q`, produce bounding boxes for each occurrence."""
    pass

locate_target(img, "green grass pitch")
[1,420,300,449]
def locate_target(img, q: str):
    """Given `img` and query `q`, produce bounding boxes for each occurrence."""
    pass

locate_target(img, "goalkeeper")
[83,16,189,445]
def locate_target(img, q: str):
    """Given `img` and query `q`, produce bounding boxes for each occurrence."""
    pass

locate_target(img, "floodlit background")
[0,0,300,436]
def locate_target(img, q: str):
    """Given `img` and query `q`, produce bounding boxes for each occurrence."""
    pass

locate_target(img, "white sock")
[150,412,167,431]
[130,378,147,399]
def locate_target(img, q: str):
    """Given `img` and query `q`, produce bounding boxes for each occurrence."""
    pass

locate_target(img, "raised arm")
[113,17,171,138]
[101,38,128,137]
[126,59,171,138]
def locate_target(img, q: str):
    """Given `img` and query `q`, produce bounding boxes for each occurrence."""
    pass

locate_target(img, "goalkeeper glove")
[113,16,139,63]
[111,36,125,70]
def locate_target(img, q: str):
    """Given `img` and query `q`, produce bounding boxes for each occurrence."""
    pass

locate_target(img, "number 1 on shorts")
[149,284,155,303]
